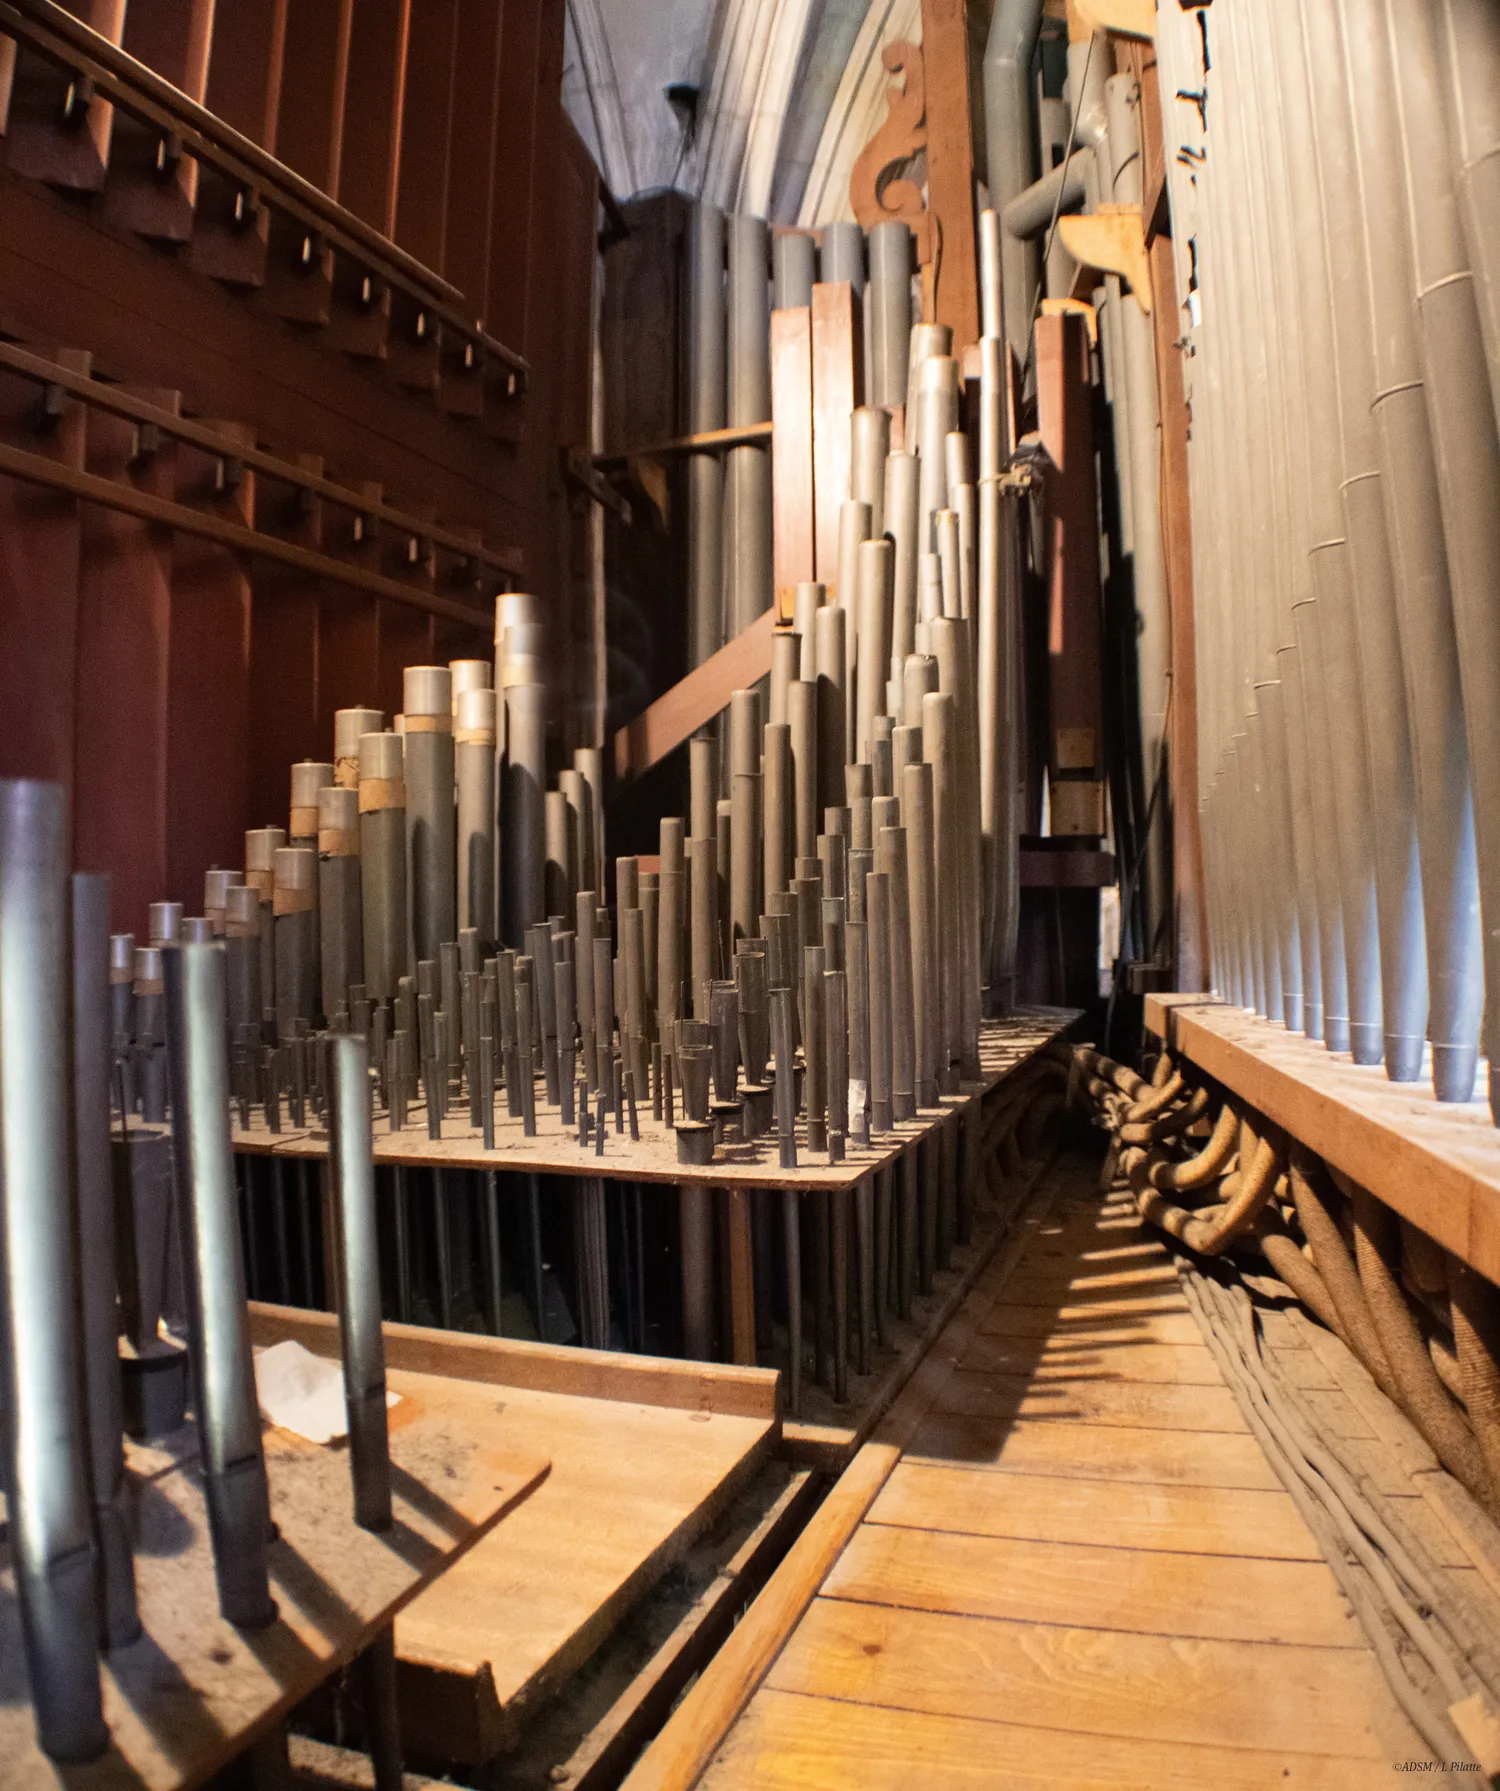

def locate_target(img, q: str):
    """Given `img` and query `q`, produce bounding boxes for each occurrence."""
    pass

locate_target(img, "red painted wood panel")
[74,394,177,935]
[110,0,215,238]
[486,0,543,354]
[0,349,87,804]
[276,0,355,195]
[392,0,458,273]
[339,0,412,236]
[443,0,505,318]
[167,428,253,902]
[205,0,288,146]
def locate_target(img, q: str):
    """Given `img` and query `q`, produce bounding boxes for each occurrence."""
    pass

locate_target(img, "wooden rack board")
[1145,994,1500,1284]
[247,1307,781,1766]
[1,1375,547,1791]
[231,1011,1077,1192]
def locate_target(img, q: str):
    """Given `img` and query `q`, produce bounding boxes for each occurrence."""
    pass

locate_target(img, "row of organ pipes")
[112,217,1028,1172]
[1151,0,1500,1117]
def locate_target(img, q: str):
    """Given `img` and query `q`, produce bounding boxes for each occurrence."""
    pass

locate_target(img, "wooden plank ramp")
[623,1153,1421,1788]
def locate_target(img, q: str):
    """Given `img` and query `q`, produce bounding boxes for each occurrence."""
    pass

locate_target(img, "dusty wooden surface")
[1146,994,1500,1283]
[233,1011,1076,1192]
[0,1378,546,1791]
[656,1156,1413,1789]
[245,1311,781,1765]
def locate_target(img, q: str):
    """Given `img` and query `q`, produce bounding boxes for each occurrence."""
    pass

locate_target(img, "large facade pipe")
[1226,1,1315,1038]
[403,666,457,966]
[688,202,726,667]
[980,0,1052,365]
[1274,0,1418,1068]
[727,213,773,637]
[456,686,497,949]
[358,731,407,1005]
[1333,0,1481,1093]
[0,784,109,1761]
[1203,56,1283,1026]
[1438,0,1500,442]
[1385,0,1500,1116]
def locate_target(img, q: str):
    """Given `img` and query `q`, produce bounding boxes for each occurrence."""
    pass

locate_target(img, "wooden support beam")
[919,0,981,357]
[771,305,815,619]
[811,281,860,597]
[612,610,780,783]
[1057,207,1153,310]
[1075,0,1155,39]
[620,1444,900,1791]
[594,422,774,471]
[1035,310,1105,836]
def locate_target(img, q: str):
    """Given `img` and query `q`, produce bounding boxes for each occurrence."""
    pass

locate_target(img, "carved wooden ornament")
[849,41,933,264]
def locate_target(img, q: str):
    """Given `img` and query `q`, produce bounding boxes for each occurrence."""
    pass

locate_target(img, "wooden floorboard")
[698,1687,1385,1790]
[663,1154,1403,1785]
[868,1460,1321,1559]
[822,1523,1361,1646]
[765,1599,1388,1760]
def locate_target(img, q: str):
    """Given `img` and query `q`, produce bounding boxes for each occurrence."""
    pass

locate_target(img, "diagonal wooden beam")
[612,608,780,783]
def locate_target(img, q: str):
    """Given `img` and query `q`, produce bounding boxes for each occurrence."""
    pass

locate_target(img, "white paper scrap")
[253,1339,401,1445]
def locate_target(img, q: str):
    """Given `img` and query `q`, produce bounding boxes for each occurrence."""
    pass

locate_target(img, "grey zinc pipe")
[727,213,773,635]
[358,731,407,1004]
[328,1033,392,1532]
[0,785,108,1761]
[318,784,363,1021]
[688,203,726,666]
[73,874,138,1647]
[1280,0,1422,1072]
[163,941,275,1629]
[1438,0,1500,441]
[1386,0,1500,1115]
[456,685,497,948]
[773,230,815,310]
[1335,0,1481,1092]
[982,0,1045,365]
[867,221,912,409]
[404,666,457,964]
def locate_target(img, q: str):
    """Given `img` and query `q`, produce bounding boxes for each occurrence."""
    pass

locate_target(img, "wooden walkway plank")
[933,1367,1252,1433]
[700,1688,1384,1791]
[957,1332,1223,1385]
[902,1413,1285,1488]
[673,1154,1403,1787]
[822,1524,1362,1647]
[765,1599,1389,1761]
[981,1303,1206,1343]
[868,1460,1320,1560]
